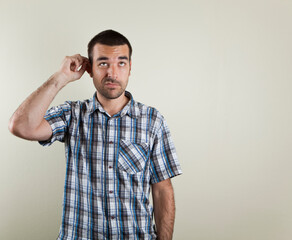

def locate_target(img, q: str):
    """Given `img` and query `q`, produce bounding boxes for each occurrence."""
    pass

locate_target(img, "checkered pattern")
[39,91,182,240]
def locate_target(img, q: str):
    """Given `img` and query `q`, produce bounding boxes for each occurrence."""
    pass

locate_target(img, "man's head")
[88,30,132,100]
[88,29,132,64]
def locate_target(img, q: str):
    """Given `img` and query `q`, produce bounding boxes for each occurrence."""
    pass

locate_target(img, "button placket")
[106,117,119,229]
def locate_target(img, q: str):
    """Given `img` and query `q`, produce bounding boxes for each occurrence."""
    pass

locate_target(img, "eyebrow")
[96,56,129,61]
[96,57,109,61]
[118,56,129,60]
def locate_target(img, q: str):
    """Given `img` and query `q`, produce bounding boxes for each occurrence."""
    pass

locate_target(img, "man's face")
[90,43,131,100]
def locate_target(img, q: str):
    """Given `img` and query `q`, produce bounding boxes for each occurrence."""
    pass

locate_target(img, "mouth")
[105,82,119,88]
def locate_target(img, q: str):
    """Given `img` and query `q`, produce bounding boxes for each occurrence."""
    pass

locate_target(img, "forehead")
[92,44,129,60]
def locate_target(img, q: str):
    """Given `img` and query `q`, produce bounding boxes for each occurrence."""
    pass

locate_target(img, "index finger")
[70,55,86,72]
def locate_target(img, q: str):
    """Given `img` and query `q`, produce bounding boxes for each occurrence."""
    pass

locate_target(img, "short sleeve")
[38,102,72,146]
[149,118,182,184]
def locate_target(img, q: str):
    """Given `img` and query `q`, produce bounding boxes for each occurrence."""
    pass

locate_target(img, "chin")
[104,91,124,100]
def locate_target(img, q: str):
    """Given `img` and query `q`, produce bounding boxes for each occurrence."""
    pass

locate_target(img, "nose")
[107,65,117,79]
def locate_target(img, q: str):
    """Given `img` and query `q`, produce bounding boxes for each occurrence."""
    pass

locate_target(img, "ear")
[87,62,93,77]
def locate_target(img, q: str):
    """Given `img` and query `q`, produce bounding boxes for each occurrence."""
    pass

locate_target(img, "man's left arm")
[152,178,175,240]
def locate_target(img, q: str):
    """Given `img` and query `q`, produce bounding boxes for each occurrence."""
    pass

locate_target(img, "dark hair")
[87,29,132,64]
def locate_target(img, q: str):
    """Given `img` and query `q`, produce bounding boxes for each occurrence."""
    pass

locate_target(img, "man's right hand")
[8,54,91,141]
[57,54,91,85]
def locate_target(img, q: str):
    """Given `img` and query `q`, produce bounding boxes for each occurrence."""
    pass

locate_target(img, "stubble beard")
[97,77,126,100]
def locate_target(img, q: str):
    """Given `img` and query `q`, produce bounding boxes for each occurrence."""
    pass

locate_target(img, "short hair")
[87,29,132,64]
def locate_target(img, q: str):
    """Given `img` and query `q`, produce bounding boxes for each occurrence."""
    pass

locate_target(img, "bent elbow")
[8,117,22,137]
[8,117,30,139]
[8,117,16,134]
[8,116,52,141]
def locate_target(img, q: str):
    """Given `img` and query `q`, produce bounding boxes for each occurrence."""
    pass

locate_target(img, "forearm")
[153,181,175,240]
[9,54,89,140]
[9,72,67,137]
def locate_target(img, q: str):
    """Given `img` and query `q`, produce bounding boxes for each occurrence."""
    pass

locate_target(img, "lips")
[105,82,118,88]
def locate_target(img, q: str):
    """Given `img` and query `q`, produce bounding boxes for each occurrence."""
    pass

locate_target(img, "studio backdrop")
[1,0,292,239]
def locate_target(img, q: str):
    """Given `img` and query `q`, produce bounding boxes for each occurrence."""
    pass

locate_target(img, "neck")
[96,91,130,117]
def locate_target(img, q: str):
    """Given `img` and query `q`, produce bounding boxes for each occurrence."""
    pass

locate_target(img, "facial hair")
[97,77,126,100]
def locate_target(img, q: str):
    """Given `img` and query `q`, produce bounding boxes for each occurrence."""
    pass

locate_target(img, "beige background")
[1,0,292,239]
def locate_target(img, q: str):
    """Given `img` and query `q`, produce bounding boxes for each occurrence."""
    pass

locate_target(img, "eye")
[119,62,126,67]
[99,62,108,67]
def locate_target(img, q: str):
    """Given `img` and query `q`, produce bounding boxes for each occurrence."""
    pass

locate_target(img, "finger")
[70,58,80,72]
[79,61,88,73]
[68,55,80,71]
[75,56,89,72]
[80,57,91,74]
[73,61,87,79]
[81,56,89,61]
[74,58,82,72]
[80,57,89,66]
[62,56,74,70]
[62,55,88,75]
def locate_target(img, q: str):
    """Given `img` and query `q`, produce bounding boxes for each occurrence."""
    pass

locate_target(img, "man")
[9,30,182,240]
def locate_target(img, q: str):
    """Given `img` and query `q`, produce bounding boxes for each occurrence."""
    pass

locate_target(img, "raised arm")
[8,54,90,141]
[152,178,176,240]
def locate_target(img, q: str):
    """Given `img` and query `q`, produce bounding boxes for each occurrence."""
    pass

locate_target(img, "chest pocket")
[118,139,149,174]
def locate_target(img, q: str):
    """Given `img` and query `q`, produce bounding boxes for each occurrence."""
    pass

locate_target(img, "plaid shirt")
[39,91,182,240]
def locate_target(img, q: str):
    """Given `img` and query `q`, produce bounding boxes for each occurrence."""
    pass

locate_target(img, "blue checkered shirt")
[39,91,182,240]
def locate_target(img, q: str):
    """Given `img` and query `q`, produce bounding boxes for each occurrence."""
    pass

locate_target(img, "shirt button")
[109,141,114,144]
[109,191,113,194]
[111,216,115,220]
[109,166,113,169]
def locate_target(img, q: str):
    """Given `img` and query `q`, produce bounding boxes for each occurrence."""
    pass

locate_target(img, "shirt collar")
[89,91,140,119]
